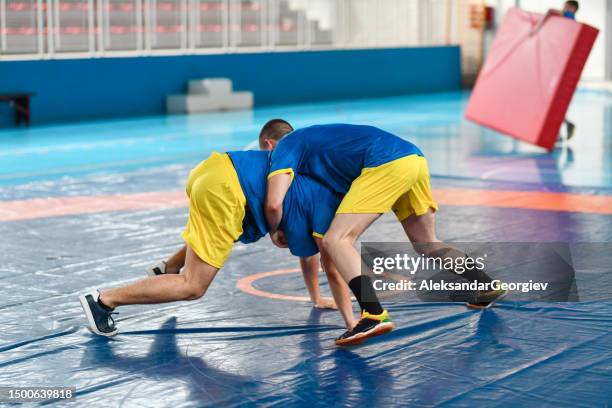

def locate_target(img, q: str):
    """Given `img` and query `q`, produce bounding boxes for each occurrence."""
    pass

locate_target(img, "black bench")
[0,93,34,126]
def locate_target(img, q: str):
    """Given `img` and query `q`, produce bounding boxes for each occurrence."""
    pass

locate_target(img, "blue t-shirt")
[228,150,339,255]
[227,150,269,244]
[269,124,423,194]
[280,174,342,257]
[563,11,576,20]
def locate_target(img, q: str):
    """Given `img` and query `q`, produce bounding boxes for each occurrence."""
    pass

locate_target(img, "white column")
[607,0,612,80]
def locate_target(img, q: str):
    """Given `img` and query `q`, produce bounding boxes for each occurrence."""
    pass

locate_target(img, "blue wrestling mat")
[0,92,611,406]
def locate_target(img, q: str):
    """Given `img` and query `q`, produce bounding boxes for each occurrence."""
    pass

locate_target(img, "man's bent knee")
[181,282,207,301]
[321,233,353,253]
[321,234,337,252]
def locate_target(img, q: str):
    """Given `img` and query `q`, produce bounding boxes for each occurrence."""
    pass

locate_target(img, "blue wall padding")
[0,46,461,124]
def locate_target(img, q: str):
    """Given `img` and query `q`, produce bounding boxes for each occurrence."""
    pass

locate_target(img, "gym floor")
[0,90,610,406]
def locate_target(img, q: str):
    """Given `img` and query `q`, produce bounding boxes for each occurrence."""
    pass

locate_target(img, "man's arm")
[265,172,292,234]
[299,255,337,309]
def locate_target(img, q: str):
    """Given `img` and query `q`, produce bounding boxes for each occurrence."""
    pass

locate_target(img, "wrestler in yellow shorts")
[336,154,438,221]
[181,152,246,268]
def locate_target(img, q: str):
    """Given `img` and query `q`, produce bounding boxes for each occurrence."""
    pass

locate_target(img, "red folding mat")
[465,8,599,150]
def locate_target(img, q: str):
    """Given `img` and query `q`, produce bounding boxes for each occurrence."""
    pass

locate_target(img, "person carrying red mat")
[531,1,580,141]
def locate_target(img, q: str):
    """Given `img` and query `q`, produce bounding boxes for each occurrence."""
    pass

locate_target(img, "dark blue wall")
[0,46,461,125]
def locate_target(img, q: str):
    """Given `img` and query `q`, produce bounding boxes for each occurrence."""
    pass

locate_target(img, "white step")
[166,92,253,114]
[188,78,233,95]
[225,92,253,110]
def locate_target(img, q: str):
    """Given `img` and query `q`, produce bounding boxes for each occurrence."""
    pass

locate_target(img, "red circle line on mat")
[235,269,407,302]
[235,268,311,302]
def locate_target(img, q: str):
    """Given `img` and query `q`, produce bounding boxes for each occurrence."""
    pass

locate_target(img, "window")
[194,0,226,48]
[1,0,42,55]
[102,0,142,51]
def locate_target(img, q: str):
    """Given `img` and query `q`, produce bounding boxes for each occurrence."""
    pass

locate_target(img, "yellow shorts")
[337,155,438,221]
[181,152,246,268]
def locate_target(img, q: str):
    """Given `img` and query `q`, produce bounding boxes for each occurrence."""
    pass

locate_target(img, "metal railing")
[0,0,469,60]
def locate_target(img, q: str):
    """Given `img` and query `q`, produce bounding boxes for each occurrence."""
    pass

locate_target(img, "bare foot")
[313,298,337,310]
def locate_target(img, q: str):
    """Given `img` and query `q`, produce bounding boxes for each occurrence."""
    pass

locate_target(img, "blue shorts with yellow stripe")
[280,174,342,257]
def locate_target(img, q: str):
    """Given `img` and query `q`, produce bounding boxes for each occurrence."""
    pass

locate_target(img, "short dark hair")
[565,1,579,11]
[259,119,293,146]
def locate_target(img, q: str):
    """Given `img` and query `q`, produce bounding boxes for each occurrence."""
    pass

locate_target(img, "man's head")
[259,119,293,151]
[563,1,579,14]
